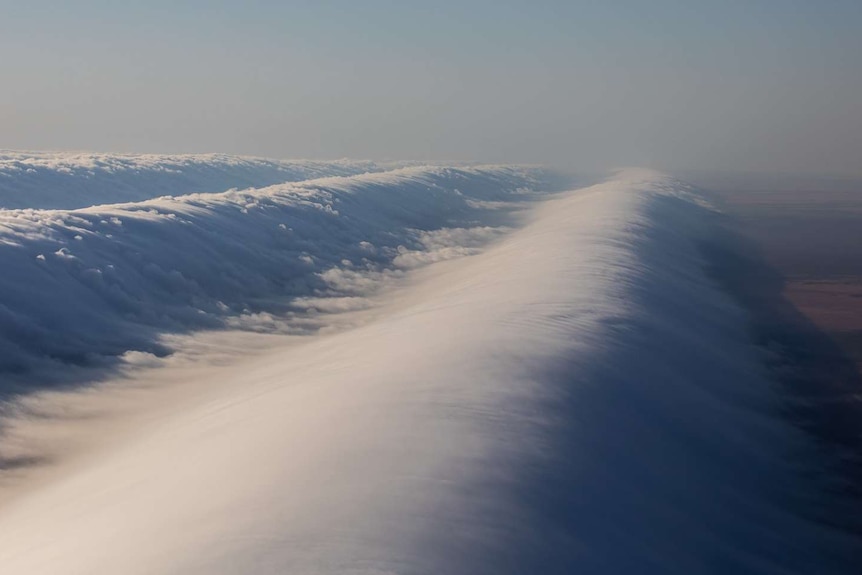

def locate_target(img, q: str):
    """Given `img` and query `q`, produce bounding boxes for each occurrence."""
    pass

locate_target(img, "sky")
[1,0,861,176]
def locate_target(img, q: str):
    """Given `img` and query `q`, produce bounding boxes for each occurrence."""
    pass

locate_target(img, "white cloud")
[0,151,384,210]
[0,170,853,572]
[0,161,546,385]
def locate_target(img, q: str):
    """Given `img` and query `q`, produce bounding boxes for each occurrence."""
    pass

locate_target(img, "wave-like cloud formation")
[0,165,549,391]
[0,169,855,573]
[0,151,383,209]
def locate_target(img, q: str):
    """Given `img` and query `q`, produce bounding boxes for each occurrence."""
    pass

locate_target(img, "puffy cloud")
[0,161,550,390]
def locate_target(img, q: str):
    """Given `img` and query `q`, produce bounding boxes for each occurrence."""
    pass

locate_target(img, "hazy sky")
[2,1,861,175]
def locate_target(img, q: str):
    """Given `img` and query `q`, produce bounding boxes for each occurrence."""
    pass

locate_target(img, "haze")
[2,0,860,176]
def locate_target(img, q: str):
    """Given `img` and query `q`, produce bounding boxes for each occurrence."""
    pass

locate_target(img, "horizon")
[2,1,861,177]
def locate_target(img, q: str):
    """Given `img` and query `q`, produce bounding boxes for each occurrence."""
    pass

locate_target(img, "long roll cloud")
[0,166,856,573]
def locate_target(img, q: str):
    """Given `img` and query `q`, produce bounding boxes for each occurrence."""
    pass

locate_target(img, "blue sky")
[2,1,861,175]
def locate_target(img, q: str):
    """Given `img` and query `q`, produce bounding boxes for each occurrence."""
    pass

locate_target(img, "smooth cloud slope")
[0,169,856,573]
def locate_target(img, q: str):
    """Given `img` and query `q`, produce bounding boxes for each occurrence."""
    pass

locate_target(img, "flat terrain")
[703,175,862,379]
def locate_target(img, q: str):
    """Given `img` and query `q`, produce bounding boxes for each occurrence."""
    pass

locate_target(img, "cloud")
[0,170,855,572]
[0,152,383,210]
[0,161,551,392]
